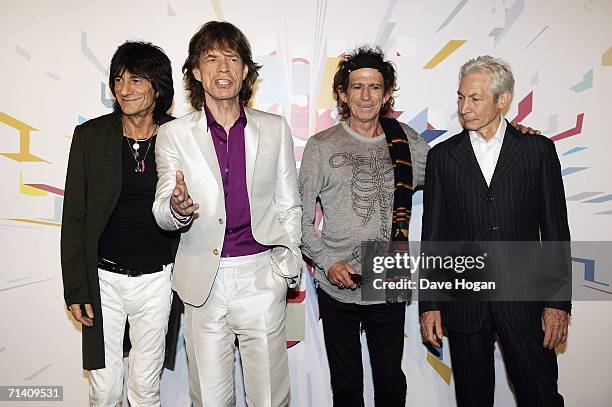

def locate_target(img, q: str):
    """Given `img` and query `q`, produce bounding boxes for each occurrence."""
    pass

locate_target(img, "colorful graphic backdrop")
[1,0,611,405]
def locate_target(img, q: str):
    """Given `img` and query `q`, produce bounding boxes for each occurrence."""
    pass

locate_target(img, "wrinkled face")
[114,70,157,118]
[193,48,248,105]
[457,71,509,135]
[339,68,390,126]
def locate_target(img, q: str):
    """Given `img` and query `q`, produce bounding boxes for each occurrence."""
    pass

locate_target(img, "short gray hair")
[459,55,514,101]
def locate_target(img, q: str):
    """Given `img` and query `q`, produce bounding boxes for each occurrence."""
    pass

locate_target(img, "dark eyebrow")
[457,91,480,98]
[351,81,382,86]
[205,51,239,58]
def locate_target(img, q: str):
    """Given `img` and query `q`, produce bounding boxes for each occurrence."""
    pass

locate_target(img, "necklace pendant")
[133,142,140,150]
[134,151,139,158]
[134,162,146,173]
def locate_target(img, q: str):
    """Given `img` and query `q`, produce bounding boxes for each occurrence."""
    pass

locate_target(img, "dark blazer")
[419,121,571,333]
[61,112,182,370]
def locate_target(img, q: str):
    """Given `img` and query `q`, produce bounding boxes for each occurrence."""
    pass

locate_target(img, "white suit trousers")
[89,265,173,407]
[184,250,290,407]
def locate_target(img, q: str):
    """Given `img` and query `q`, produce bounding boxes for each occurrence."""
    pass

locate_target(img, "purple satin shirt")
[205,104,269,257]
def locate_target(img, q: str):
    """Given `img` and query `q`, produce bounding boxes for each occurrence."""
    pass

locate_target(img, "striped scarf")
[379,117,414,303]
[379,117,413,242]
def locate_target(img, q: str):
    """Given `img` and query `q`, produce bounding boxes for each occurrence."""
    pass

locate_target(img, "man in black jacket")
[61,41,179,406]
[419,55,571,407]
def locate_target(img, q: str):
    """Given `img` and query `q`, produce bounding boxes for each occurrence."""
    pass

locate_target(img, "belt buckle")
[127,269,142,277]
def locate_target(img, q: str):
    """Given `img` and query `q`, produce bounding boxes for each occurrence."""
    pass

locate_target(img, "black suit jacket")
[61,112,182,370]
[419,121,571,333]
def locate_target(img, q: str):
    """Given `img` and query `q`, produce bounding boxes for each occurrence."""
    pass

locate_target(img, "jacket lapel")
[108,114,123,178]
[191,110,223,189]
[98,114,123,229]
[244,107,260,199]
[489,121,526,188]
[450,130,488,190]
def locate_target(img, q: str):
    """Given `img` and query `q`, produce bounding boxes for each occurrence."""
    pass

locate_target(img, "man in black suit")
[419,55,571,406]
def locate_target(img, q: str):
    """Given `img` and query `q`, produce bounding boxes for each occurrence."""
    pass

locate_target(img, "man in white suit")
[153,21,301,407]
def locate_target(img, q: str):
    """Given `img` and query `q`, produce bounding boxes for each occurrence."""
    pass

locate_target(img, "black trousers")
[317,288,407,407]
[448,303,564,407]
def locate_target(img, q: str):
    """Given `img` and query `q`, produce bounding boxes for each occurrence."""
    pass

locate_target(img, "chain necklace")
[122,123,158,173]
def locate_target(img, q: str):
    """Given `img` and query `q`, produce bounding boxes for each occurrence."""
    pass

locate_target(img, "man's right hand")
[420,310,443,347]
[171,170,199,216]
[68,303,94,327]
[328,261,359,290]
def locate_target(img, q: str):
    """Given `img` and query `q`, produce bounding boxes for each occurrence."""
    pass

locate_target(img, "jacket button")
[488,226,500,232]
[218,218,224,224]
[487,195,496,201]
[213,249,219,255]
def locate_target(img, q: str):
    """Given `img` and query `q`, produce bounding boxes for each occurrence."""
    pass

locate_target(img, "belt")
[97,258,163,277]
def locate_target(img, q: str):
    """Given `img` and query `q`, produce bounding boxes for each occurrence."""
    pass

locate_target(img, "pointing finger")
[176,170,185,185]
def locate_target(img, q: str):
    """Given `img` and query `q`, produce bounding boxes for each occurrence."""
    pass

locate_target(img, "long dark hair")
[109,41,173,123]
[183,21,261,110]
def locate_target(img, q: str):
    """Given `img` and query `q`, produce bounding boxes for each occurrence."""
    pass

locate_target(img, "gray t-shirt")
[299,121,429,304]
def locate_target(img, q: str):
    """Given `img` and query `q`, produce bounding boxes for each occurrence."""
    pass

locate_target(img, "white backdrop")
[1,0,612,405]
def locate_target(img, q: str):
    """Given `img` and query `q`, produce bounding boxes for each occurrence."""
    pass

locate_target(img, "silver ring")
[338,284,345,289]
[560,332,566,337]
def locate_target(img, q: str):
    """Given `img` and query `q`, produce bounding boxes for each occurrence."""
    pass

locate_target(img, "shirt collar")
[469,116,506,144]
[204,103,247,130]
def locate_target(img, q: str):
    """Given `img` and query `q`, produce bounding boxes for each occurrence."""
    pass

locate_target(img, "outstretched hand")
[171,170,199,216]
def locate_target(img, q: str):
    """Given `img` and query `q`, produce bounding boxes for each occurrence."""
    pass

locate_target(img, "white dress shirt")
[469,117,507,186]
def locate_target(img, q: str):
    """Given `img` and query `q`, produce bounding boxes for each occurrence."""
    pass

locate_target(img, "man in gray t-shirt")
[300,121,427,304]
[299,46,428,406]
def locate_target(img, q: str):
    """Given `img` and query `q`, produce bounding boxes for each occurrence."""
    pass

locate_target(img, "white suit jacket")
[153,107,302,307]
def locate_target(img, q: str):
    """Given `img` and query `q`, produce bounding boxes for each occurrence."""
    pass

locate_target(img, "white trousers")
[184,250,290,407]
[89,265,173,407]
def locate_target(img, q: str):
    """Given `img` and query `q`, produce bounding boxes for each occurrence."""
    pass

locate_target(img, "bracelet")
[170,200,192,223]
